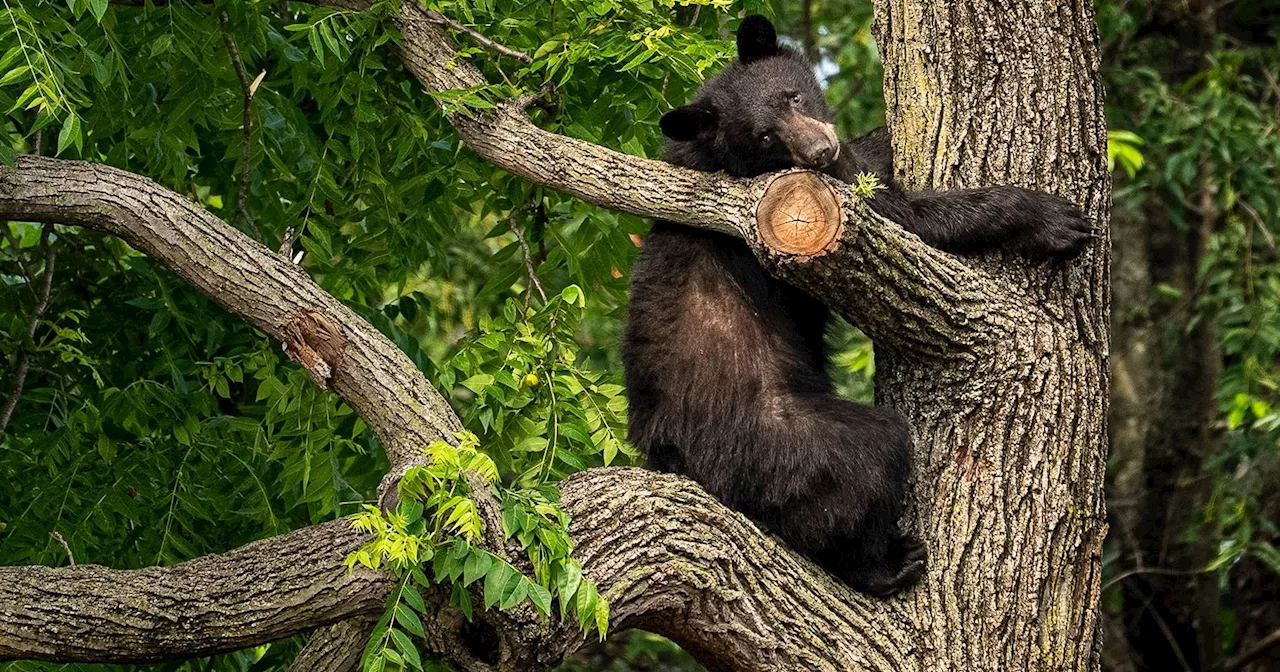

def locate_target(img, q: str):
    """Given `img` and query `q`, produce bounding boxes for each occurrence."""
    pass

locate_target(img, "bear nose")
[806,143,837,167]
[797,141,837,168]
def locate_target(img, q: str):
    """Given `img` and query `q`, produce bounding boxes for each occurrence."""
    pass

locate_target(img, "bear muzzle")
[777,113,840,169]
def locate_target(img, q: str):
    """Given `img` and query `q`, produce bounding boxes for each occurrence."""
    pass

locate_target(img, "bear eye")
[760,133,774,145]
[790,92,803,105]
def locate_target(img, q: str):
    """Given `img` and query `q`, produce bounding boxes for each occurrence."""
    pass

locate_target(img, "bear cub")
[622,15,1091,596]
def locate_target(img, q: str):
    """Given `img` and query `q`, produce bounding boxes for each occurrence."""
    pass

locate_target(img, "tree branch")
[0,155,460,468]
[424,10,532,63]
[289,617,378,672]
[0,469,909,669]
[1223,626,1280,672]
[220,11,261,227]
[0,520,388,663]
[297,0,1025,360]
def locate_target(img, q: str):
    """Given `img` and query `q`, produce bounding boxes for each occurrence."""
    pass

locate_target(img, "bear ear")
[660,104,718,142]
[737,15,779,64]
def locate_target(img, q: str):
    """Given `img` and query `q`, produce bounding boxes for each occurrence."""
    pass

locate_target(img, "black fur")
[623,16,1088,597]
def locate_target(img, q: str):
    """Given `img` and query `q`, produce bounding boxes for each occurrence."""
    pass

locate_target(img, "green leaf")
[0,65,30,87]
[463,549,493,586]
[499,572,528,610]
[88,0,108,21]
[594,595,610,637]
[308,28,325,65]
[397,499,425,522]
[389,628,422,669]
[56,114,81,156]
[394,603,425,638]
[527,582,552,616]
[401,584,427,613]
[460,374,495,394]
[484,563,515,610]
[0,47,24,74]
[556,562,582,615]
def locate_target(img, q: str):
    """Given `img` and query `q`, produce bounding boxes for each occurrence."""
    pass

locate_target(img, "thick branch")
[411,469,916,671]
[0,520,387,663]
[289,618,378,672]
[1,469,908,670]
[0,155,460,467]
[306,0,1022,358]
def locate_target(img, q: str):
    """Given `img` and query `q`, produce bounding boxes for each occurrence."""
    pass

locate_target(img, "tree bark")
[0,520,387,662]
[873,0,1112,669]
[1,0,1113,669]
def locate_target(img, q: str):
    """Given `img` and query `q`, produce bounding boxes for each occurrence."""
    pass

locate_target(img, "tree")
[0,0,1110,670]
[1098,2,1280,670]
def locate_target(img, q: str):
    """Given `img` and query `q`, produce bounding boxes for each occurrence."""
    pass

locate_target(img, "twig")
[1240,199,1276,249]
[0,223,56,435]
[221,12,263,227]
[509,217,547,306]
[425,10,531,63]
[1224,626,1280,671]
[278,226,297,257]
[1100,565,1214,592]
[50,530,75,566]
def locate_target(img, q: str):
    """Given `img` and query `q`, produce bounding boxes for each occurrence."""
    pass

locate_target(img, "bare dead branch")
[49,530,75,566]
[509,215,548,305]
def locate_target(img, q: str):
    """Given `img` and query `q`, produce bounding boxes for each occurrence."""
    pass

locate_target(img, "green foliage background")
[0,0,1277,670]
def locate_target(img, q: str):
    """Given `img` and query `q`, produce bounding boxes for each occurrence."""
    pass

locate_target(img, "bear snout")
[798,140,839,168]
[778,115,840,169]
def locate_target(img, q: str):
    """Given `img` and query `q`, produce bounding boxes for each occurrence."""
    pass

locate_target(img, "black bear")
[621,16,1092,597]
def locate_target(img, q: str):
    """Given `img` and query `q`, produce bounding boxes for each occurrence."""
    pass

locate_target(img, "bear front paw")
[1017,194,1094,261]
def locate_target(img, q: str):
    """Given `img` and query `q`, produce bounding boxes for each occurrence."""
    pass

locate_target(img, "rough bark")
[289,618,379,672]
[873,0,1112,670]
[0,469,913,670]
[0,520,387,662]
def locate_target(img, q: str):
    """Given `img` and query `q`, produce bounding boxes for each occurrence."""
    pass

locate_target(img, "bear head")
[660,15,838,178]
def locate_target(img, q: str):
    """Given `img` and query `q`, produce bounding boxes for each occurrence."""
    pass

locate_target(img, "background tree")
[1,0,1273,671]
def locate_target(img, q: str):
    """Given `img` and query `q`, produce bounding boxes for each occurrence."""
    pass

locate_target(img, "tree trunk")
[873,0,1111,669]
[1125,176,1223,672]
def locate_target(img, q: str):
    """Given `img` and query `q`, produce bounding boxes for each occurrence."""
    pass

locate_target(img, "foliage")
[0,0,754,670]
[346,287,630,671]
[1097,0,1280,666]
[347,431,608,671]
[1103,0,1280,573]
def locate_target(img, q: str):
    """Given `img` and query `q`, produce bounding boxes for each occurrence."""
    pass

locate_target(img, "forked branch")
[0,156,460,468]
[0,470,911,671]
